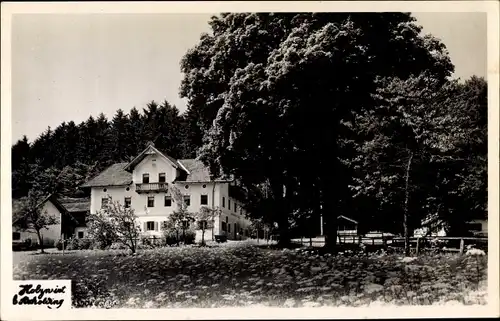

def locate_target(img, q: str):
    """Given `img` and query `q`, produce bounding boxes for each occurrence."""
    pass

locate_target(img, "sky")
[11,12,487,144]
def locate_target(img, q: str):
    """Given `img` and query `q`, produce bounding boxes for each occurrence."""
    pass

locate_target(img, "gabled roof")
[123,143,181,172]
[12,194,85,225]
[176,159,233,183]
[80,162,132,188]
[338,215,358,224]
[81,143,233,187]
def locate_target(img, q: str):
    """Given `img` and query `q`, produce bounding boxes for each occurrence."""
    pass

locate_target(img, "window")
[228,224,231,233]
[185,185,189,190]
[146,221,155,231]
[234,203,237,213]
[184,195,191,206]
[103,188,107,192]
[13,232,20,241]
[202,184,207,188]
[143,173,150,183]
[164,196,172,207]
[200,195,208,205]
[78,231,84,239]
[126,187,130,191]
[147,196,155,207]
[228,200,231,210]
[101,197,109,208]
[221,221,227,232]
[124,197,131,208]
[222,197,225,208]
[158,173,166,183]
[226,216,228,223]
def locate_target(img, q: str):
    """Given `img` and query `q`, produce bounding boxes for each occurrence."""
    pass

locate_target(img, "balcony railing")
[136,182,169,193]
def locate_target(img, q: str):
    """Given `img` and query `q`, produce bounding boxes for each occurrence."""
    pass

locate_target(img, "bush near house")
[161,228,196,246]
[56,238,94,251]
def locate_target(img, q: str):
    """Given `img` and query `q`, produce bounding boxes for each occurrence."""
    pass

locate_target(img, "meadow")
[13,241,487,308]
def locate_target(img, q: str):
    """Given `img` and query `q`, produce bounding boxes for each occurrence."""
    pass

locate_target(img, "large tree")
[180,13,454,250]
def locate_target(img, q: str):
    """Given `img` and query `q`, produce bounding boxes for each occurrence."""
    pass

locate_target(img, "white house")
[12,195,89,248]
[81,142,252,242]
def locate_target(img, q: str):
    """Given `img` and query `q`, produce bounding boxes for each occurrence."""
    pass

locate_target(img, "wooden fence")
[293,235,488,255]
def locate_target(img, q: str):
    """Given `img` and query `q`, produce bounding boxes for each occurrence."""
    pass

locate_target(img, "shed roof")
[337,215,358,224]
[58,197,90,213]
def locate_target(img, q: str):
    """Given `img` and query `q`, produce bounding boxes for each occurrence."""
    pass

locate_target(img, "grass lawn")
[13,241,487,308]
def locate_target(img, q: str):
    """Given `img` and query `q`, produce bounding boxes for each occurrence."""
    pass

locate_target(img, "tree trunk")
[322,201,338,252]
[36,229,45,254]
[321,172,339,252]
[201,229,205,246]
[270,177,291,248]
[403,151,414,256]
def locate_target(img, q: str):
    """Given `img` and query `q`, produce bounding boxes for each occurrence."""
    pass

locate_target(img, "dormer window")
[142,173,150,184]
[159,173,166,183]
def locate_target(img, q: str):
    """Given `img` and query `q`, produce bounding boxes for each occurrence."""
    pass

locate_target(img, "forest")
[12,13,487,251]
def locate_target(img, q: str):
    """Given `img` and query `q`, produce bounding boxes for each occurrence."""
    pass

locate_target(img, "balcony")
[136,182,169,193]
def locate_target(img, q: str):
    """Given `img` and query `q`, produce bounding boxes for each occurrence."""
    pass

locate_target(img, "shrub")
[183,229,196,245]
[161,228,196,246]
[58,238,94,250]
[56,238,71,251]
[162,231,179,246]
[87,199,141,254]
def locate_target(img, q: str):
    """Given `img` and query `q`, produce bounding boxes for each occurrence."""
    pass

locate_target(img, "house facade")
[12,195,89,248]
[81,142,252,241]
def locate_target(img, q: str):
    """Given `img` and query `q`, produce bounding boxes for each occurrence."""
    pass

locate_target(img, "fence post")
[459,238,465,255]
[372,238,374,246]
[416,237,420,256]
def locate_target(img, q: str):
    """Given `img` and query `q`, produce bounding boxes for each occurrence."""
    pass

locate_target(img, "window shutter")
[154,222,158,231]
[143,222,147,232]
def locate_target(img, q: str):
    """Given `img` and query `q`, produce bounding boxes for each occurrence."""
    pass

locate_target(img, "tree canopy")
[179,13,467,249]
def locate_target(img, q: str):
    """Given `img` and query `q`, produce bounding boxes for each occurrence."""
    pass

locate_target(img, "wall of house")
[216,183,252,240]
[133,153,178,184]
[90,186,134,214]
[13,200,61,247]
[74,227,88,239]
